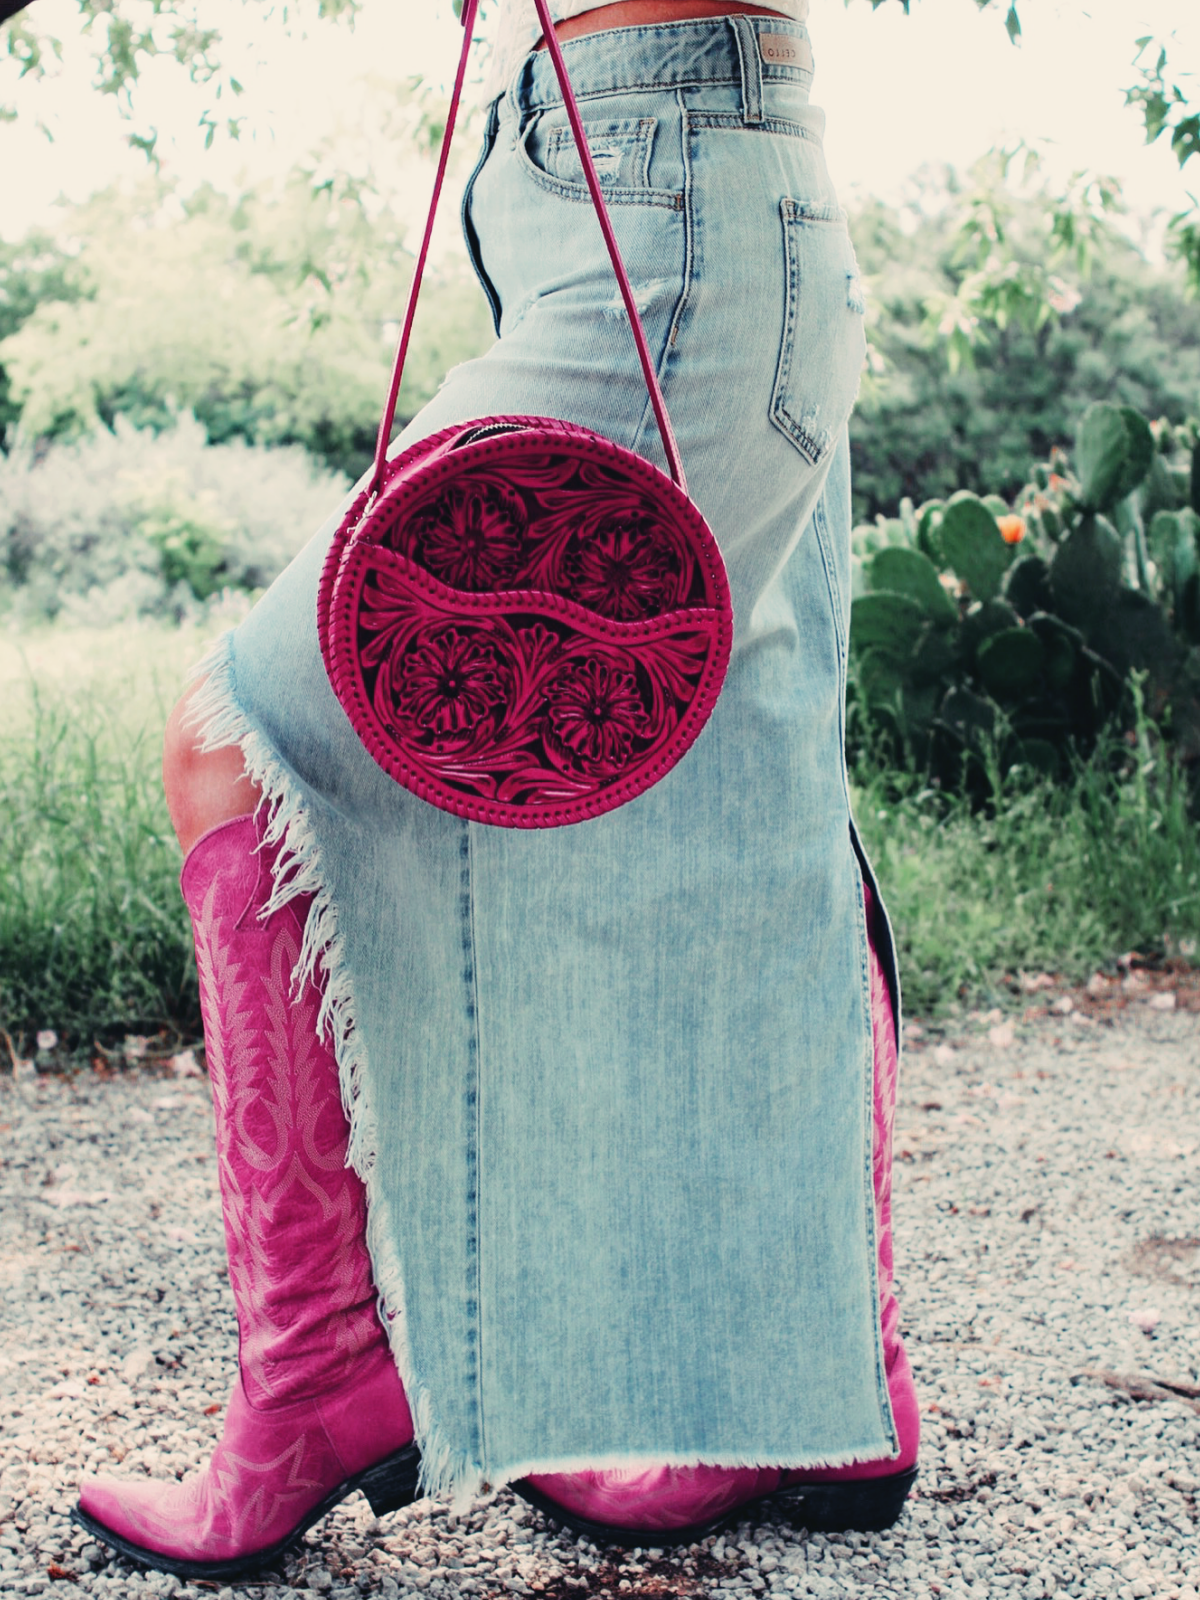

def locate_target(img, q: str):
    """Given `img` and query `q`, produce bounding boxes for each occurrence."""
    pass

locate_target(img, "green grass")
[0,621,226,1058]
[854,727,1200,1016]
[2,622,1199,1052]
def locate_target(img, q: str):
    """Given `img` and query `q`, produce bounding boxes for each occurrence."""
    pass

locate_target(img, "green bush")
[0,414,349,623]
[0,178,495,481]
[848,182,1200,524]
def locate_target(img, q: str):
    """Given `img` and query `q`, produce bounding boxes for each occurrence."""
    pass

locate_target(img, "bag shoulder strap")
[368,0,687,498]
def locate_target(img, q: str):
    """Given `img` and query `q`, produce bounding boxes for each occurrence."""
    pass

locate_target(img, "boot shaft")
[182,816,383,1407]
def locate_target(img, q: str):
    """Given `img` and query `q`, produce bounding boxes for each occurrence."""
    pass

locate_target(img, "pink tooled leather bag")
[318,0,732,828]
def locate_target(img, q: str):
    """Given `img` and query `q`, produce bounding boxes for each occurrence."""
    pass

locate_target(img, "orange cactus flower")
[997,514,1026,545]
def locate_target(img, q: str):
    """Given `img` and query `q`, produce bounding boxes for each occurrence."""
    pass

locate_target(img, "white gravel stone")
[2,1010,1198,1596]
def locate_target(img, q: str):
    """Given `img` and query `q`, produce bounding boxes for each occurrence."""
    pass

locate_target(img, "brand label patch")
[759,34,814,70]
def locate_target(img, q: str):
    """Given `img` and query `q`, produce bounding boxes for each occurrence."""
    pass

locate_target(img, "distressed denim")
[190,13,897,1499]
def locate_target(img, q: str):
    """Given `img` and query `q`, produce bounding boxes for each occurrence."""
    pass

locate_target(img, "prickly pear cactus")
[938,492,1016,602]
[1075,403,1155,513]
[847,403,1199,794]
[1049,513,1123,630]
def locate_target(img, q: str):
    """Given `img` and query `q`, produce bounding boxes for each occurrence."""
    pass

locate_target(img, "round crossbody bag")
[318,0,733,828]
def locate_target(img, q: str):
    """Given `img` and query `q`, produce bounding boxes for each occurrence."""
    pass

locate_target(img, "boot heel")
[774,1466,917,1533]
[358,1444,423,1517]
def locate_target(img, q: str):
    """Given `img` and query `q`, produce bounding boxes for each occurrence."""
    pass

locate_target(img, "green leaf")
[1049,512,1124,630]
[938,492,1015,602]
[866,547,957,622]
[936,686,998,754]
[1005,555,1053,618]
[910,622,959,687]
[855,647,905,707]
[1014,738,1059,779]
[1172,114,1200,168]
[1149,509,1200,612]
[900,683,939,736]
[1180,573,1200,644]
[1139,452,1184,520]
[915,500,945,567]
[850,592,929,665]
[1100,588,1177,682]
[976,627,1045,700]
[1076,402,1155,512]
[962,598,1020,665]
[1030,608,1088,691]
[1027,613,1079,692]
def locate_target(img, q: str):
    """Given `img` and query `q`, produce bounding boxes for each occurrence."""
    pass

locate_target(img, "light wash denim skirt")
[190,13,901,1500]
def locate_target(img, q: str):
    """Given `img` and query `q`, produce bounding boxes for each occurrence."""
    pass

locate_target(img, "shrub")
[847,183,1200,525]
[849,401,1200,801]
[0,177,495,481]
[0,414,349,623]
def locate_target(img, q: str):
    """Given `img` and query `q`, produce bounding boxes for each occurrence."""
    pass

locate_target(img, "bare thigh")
[163,680,262,856]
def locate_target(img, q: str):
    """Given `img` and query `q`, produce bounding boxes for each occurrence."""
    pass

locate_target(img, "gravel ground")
[2,1003,1198,1600]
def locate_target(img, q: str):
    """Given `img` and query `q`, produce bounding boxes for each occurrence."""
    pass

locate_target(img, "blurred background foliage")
[0,164,492,481]
[848,154,1200,521]
[2,134,1197,620]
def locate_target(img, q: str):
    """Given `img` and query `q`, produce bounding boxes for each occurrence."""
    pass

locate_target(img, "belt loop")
[729,14,764,126]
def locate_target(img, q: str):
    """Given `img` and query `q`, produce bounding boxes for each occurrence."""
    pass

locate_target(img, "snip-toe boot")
[516,883,918,1546]
[73,816,419,1580]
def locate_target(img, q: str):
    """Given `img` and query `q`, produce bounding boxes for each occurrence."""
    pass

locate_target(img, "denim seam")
[509,10,812,110]
[811,485,847,667]
[633,89,693,459]
[686,111,819,142]
[545,115,657,189]
[728,14,763,125]
[771,200,851,465]
[459,821,485,1470]
[850,846,894,1446]
[810,494,895,1447]
[521,42,812,114]
[812,469,903,1033]
[518,67,810,115]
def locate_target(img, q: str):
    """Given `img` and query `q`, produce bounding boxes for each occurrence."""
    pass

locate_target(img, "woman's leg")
[162,679,260,855]
[73,693,420,1580]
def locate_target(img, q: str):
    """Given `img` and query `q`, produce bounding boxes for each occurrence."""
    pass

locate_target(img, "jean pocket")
[518,111,678,207]
[544,116,656,188]
[770,199,867,466]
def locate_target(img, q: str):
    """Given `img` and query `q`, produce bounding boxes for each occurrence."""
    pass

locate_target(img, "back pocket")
[770,198,867,465]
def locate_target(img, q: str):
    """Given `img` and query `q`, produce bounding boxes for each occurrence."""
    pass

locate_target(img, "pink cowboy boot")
[73,816,419,1580]
[517,882,918,1545]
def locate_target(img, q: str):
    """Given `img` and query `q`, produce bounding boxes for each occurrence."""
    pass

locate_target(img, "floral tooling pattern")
[320,419,733,827]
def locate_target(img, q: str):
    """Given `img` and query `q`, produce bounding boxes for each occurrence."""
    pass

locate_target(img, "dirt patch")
[1127,1235,1200,1290]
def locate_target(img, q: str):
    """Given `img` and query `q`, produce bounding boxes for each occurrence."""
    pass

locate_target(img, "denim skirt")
[190,12,900,1499]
